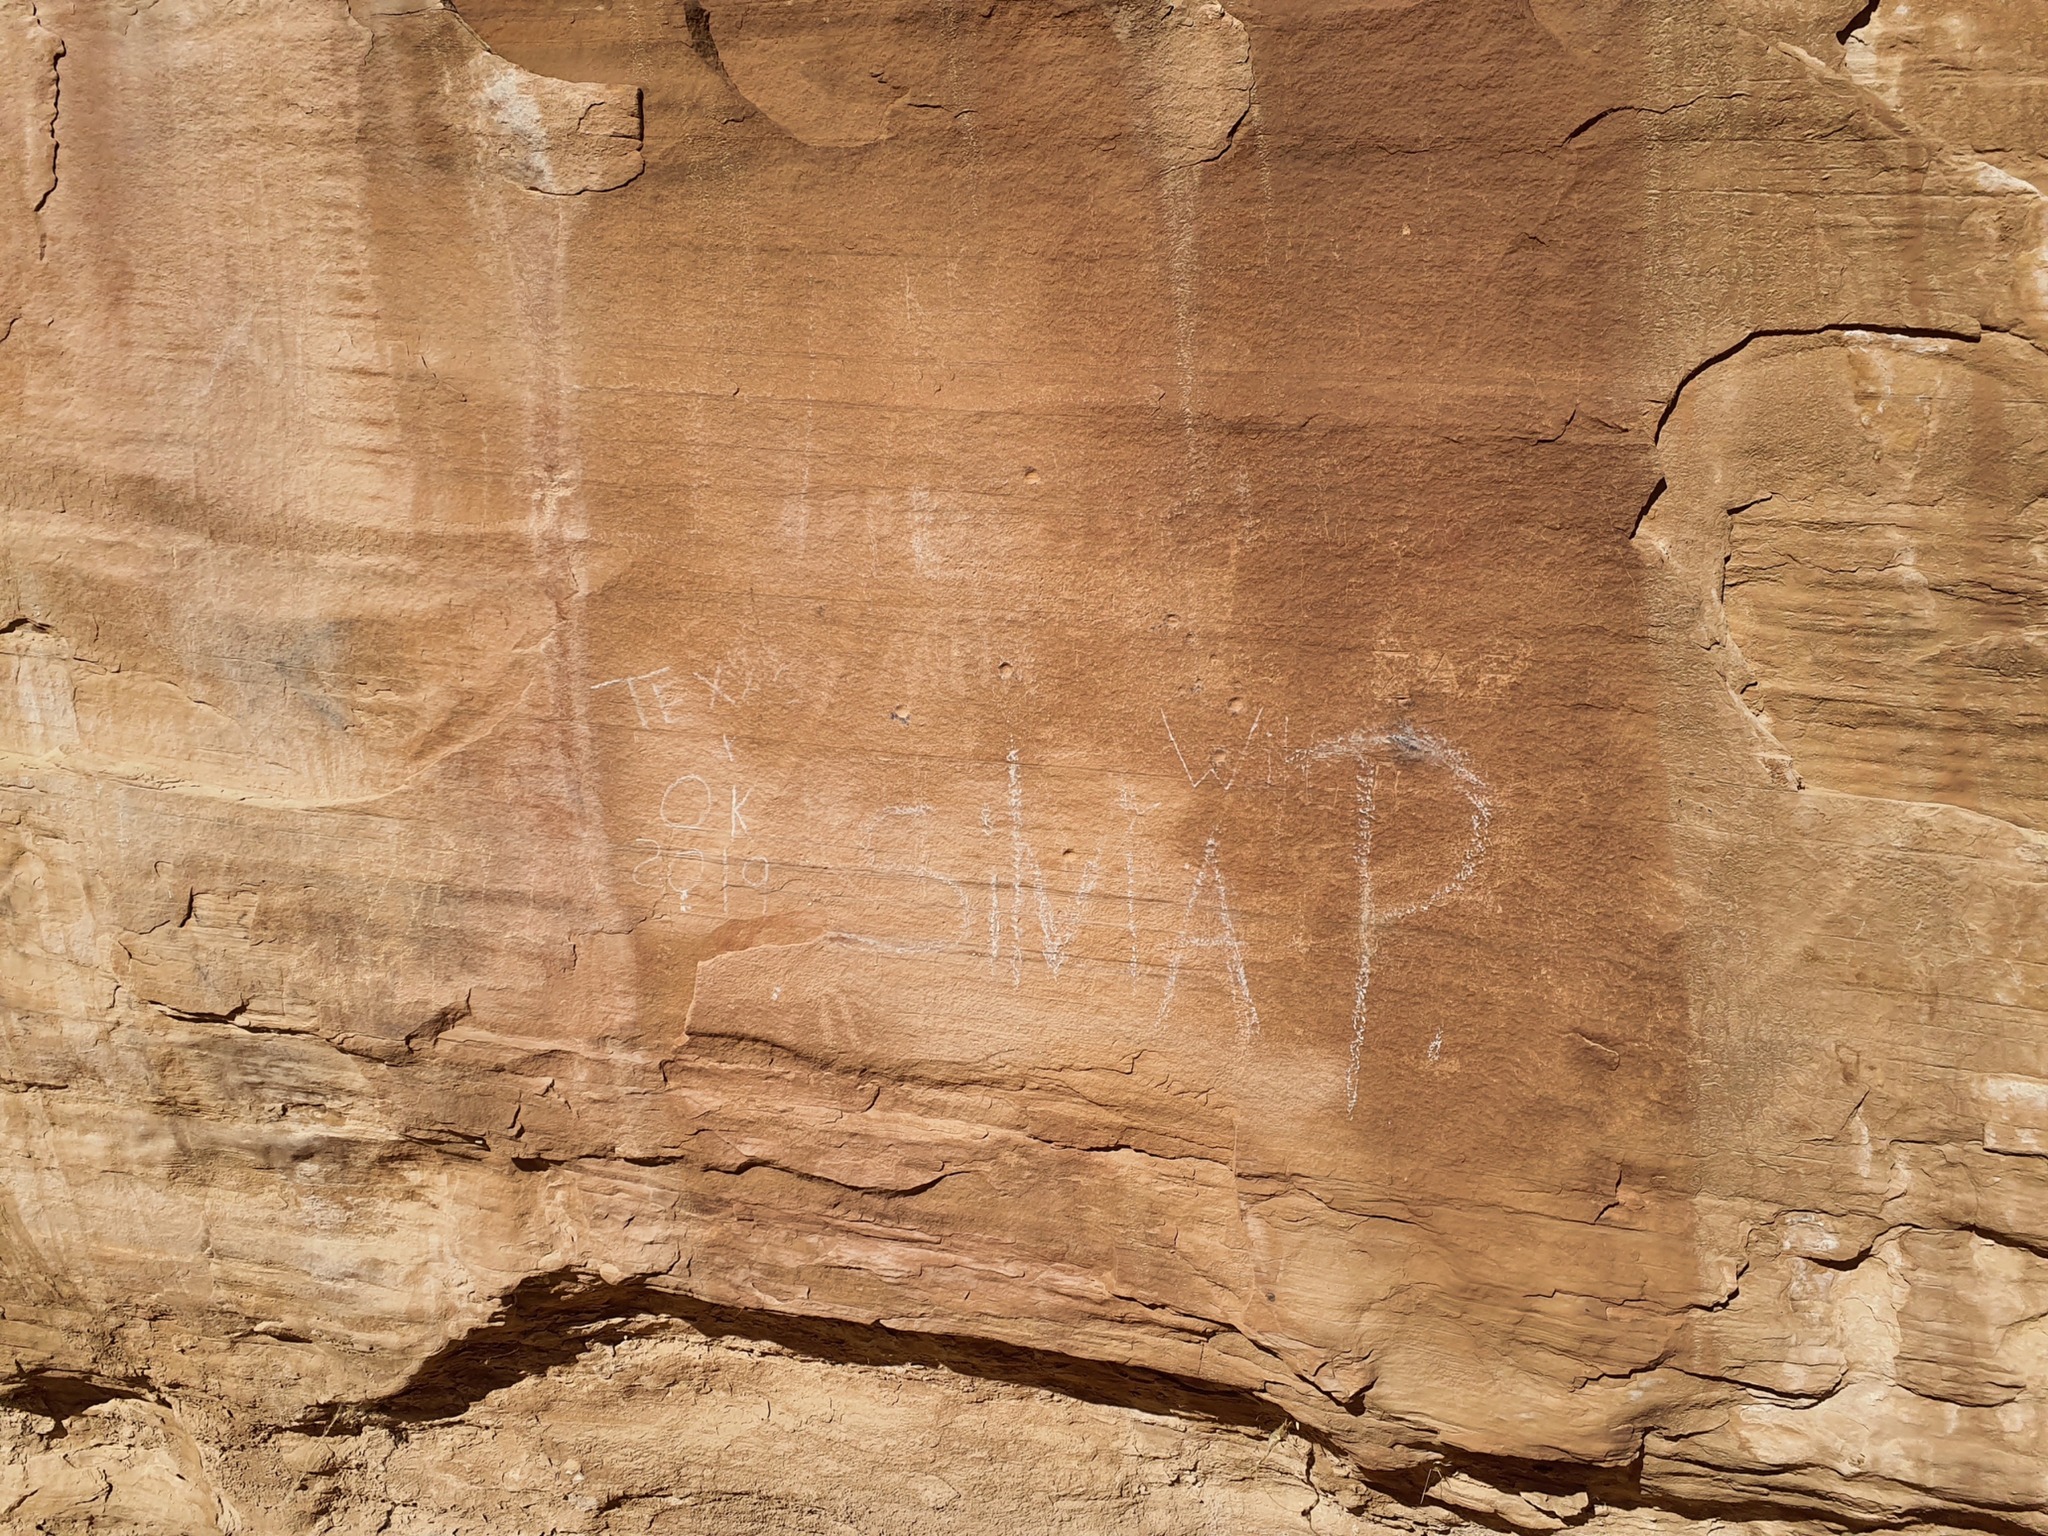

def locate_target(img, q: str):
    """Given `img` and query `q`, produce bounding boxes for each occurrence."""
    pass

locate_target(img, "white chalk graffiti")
[591,656,756,729]
[1300,726,1491,1115]
[1005,749,1103,979]
[595,665,1494,1115]
[590,665,682,729]
[1155,835,1260,1044]
[842,804,976,957]
[1162,707,1263,791]
[631,767,770,916]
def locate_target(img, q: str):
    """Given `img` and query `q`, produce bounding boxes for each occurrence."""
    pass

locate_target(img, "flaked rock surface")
[2,0,2046,1530]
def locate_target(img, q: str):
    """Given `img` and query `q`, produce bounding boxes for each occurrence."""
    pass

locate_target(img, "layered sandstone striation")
[2,0,2046,1531]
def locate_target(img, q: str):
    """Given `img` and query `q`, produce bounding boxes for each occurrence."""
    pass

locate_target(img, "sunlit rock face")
[2,1,2046,1530]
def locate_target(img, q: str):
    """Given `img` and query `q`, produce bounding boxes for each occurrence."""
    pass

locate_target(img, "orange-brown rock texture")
[2,0,2046,1530]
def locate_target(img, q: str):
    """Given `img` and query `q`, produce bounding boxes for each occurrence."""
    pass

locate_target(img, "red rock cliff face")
[2,1,2046,1531]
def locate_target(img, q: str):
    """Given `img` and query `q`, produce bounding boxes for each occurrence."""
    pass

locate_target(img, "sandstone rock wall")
[1,0,2045,1531]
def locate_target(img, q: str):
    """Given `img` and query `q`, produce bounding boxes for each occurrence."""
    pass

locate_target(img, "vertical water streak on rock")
[1164,159,1205,497]
[454,65,634,955]
[1107,2,1254,503]
[527,197,622,928]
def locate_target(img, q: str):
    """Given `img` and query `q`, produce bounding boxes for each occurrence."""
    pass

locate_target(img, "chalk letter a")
[1155,837,1260,1044]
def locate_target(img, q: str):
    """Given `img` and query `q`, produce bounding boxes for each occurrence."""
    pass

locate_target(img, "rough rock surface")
[1,0,2045,1530]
